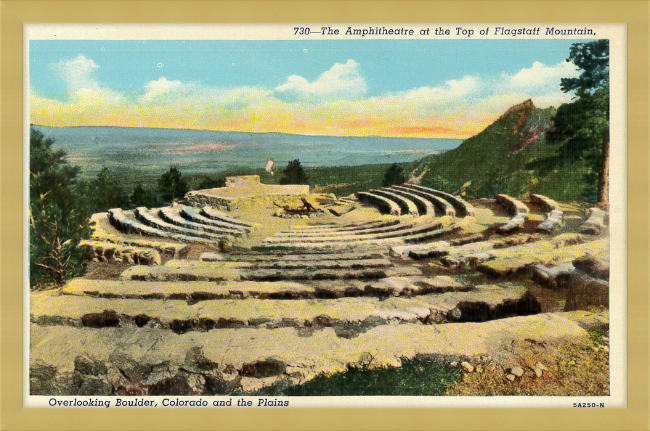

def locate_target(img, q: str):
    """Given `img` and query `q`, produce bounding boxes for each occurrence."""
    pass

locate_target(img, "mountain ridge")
[410,99,596,202]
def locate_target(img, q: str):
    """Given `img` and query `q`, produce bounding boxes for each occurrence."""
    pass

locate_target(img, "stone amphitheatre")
[30,174,610,396]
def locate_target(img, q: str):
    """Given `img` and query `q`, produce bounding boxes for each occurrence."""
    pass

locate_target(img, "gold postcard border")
[2,1,648,430]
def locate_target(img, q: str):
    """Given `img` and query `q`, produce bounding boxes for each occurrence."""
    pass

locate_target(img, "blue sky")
[29,39,590,138]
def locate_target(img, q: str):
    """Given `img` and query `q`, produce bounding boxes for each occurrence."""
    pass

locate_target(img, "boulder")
[200,252,225,262]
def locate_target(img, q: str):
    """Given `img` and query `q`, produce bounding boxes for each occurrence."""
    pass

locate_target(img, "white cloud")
[141,77,185,101]
[51,54,100,92]
[503,60,579,93]
[276,59,367,99]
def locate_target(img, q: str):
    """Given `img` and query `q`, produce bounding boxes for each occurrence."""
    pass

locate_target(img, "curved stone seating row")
[134,207,228,241]
[496,194,529,215]
[108,208,217,244]
[384,187,436,216]
[258,221,456,252]
[391,185,456,217]
[529,194,563,232]
[200,206,252,228]
[228,251,385,262]
[368,189,419,216]
[289,219,401,233]
[401,184,475,217]
[356,192,401,216]
[159,208,244,236]
[580,208,606,234]
[263,219,445,244]
[495,194,529,233]
[529,194,560,212]
[276,219,418,239]
[181,207,250,233]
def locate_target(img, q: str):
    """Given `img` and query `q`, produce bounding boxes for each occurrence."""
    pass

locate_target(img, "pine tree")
[29,128,90,288]
[158,166,189,202]
[280,159,309,185]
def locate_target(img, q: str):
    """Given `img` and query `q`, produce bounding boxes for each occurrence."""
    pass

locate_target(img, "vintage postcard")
[25,23,625,409]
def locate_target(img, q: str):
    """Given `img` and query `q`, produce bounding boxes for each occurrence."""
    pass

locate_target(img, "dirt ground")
[445,329,610,396]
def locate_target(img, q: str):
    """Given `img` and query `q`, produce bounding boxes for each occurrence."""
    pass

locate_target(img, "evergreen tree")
[197,175,225,190]
[382,163,406,187]
[157,166,189,202]
[77,167,129,214]
[280,159,309,185]
[129,184,162,208]
[29,128,90,288]
[559,40,609,203]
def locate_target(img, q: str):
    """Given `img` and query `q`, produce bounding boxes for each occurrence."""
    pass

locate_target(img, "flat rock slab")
[328,203,356,216]
[61,279,318,301]
[121,261,246,282]
[572,255,609,280]
[497,213,528,233]
[537,210,563,232]
[389,241,450,258]
[30,310,607,393]
[580,208,607,234]
[366,276,468,297]
[200,252,225,262]
[478,237,607,278]
[489,233,541,248]
[81,240,162,265]
[531,262,576,288]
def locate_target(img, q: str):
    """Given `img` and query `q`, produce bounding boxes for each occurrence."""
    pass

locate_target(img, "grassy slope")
[412,100,598,202]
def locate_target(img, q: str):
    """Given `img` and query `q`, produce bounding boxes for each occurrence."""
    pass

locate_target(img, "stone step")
[391,185,456,217]
[119,260,415,282]
[254,225,454,252]
[477,236,607,278]
[30,310,608,394]
[245,258,393,271]
[134,208,226,242]
[264,219,447,244]
[226,251,386,262]
[252,241,389,253]
[289,218,400,231]
[401,184,475,217]
[368,189,419,216]
[271,219,441,241]
[60,275,468,302]
[274,220,415,239]
[32,283,536,332]
[402,224,461,244]
[180,207,250,232]
[159,208,244,236]
[200,206,252,228]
